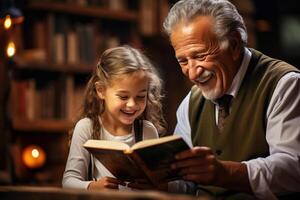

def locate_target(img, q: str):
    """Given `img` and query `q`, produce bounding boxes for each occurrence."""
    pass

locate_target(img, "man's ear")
[95,82,105,99]
[229,31,243,61]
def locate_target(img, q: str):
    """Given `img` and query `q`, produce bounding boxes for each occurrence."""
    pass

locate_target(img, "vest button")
[216,149,222,155]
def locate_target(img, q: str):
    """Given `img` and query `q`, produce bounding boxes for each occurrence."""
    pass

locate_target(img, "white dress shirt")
[173,48,300,199]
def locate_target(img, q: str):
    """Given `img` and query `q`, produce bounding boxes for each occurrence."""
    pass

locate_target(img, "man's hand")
[88,176,126,190]
[171,146,252,193]
[171,146,221,185]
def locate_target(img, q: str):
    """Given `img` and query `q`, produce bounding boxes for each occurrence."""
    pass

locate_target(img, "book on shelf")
[83,135,190,186]
[139,0,158,36]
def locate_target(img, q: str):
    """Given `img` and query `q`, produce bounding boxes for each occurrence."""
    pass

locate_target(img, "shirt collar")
[226,47,252,98]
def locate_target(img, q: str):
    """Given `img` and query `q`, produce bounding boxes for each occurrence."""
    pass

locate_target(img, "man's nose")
[187,59,197,69]
[187,59,201,80]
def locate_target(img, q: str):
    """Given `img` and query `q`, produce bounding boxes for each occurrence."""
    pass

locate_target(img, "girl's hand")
[88,176,126,190]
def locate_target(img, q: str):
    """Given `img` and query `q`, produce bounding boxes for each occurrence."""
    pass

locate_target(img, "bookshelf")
[0,0,177,186]
[27,2,139,21]
[12,118,73,132]
[7,0,159,186]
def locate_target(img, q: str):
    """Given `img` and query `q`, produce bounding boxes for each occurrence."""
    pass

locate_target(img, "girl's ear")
[95,82,105,99]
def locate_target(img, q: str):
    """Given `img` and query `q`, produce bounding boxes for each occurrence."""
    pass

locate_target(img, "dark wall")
[253,0,300,68]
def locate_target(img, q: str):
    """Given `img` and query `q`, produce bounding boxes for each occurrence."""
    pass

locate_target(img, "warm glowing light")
[22,145,46,169]
[6,41,16,57]
[4,15,12,29]
[32,149,40,158]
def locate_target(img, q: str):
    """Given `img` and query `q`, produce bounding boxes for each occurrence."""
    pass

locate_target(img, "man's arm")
[244,72,300,198]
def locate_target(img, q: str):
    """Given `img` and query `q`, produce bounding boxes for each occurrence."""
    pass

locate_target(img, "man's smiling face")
[170,16,240,100]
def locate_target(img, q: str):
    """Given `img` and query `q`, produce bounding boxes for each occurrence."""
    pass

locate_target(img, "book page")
[83,140,130,151]
[131,135,182,151]
[87,147,148,182]
[132,135,190,184]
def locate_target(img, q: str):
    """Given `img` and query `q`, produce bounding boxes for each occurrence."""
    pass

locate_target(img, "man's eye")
[178,59,187,65]
[195,54,206,61]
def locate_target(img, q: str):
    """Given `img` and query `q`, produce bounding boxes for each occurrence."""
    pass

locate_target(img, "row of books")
[10,76,85,121]
[140,0,169,36]
[22,14,125,68]
[21,0,170,66]
[30,0,130,11]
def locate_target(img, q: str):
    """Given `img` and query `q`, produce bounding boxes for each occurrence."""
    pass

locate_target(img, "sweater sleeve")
[62,118,93,189]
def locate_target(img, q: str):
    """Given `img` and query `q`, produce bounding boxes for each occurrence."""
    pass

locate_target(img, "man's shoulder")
[250,48,299,73]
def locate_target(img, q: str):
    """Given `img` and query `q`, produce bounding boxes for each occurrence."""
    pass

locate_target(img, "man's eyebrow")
[192,49,208,55]
[176,50,207,60]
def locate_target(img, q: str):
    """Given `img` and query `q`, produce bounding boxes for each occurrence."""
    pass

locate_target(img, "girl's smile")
[96,70,149,135]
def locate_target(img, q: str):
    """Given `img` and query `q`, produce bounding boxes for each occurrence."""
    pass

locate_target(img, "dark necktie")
[216,94,233,131]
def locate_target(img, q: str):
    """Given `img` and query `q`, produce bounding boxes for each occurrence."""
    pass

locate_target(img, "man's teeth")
[196,70,213,83]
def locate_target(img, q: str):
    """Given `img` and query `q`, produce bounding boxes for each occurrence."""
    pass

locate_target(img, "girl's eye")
[137,95,146,99]
[118,96,128,100]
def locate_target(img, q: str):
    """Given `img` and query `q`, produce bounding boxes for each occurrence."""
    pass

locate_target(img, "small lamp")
[0,0,24,184]
[0,0,24,27]
[0,0,23,59]
[22,145,47,169]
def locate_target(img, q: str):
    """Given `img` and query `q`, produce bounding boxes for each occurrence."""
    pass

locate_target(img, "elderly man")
[163,0,300,199]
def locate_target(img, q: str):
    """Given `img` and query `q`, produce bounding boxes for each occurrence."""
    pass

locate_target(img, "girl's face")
[97,70,149,133]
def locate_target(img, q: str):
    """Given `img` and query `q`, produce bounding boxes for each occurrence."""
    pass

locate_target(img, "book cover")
[83,135,190,185]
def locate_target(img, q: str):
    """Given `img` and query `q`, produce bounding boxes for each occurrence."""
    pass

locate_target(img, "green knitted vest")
[188,49,299,198]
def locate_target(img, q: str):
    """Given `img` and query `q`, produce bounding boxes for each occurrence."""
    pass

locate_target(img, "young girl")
[62,45,166,190]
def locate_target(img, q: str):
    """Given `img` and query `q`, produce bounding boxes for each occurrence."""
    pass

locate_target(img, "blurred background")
[0,0,299,186]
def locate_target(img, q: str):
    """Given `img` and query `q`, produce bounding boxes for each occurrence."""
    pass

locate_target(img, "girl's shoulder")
[142,120,159,139]
[75,117,92,128]
[73,117,93,139]
[142,120,155,129]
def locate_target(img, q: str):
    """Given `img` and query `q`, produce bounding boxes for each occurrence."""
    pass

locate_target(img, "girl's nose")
[126,98,137,107]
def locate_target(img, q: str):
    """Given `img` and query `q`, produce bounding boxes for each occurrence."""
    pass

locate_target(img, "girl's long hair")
[79,45,167,139]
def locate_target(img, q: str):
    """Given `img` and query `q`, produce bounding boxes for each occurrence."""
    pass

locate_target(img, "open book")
[83,135,190,186]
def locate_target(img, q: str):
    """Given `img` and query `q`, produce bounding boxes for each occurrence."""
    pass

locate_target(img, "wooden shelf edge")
[14,58,93,74]
[27,2,138,22]
[12,118,74,132]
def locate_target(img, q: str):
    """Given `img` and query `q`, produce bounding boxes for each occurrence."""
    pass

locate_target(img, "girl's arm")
[62,118,94,189]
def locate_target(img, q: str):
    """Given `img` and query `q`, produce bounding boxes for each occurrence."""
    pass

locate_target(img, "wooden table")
[0,185,210,200]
